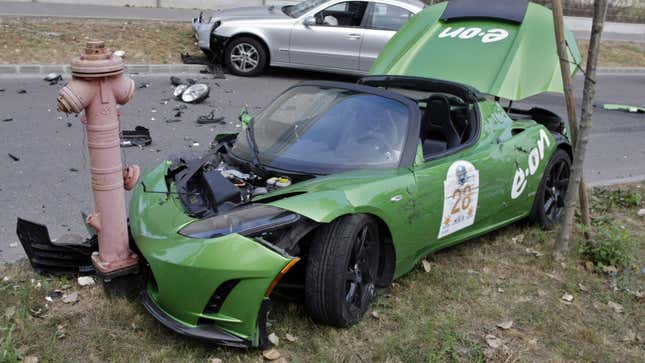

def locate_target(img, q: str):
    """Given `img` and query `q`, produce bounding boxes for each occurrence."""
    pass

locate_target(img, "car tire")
[530,148,571,230]
[224,37,267,77]
[305,214,381,327]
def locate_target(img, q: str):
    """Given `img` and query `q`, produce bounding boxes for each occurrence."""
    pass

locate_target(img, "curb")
[0,63,206,76]
[2,64,645,76]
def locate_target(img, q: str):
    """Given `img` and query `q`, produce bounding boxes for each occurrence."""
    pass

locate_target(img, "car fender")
[214,22,293,63]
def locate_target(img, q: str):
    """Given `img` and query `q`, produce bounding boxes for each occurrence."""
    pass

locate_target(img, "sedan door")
[359,2,413,71]
[289,1,368,70]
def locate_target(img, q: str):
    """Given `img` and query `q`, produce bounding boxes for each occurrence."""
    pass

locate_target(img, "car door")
[289,1,368,70]
[359,2,413,71]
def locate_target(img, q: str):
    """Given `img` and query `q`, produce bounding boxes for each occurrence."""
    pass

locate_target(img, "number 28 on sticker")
[438,161,480,239]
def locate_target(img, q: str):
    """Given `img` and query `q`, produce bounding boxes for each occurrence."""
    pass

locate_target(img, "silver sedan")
[192,0,424,76]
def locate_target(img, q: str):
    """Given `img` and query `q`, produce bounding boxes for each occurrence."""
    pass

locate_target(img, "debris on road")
[170,76,182,86]
[182,84,210,103]
[638,209,645,217]
[44,73,63,85]
[17,89,27,94]
[262,348,281,360]
[120,126,151,147]
[165,119,182,123]
[485,334,502,348]
[561,293,574,303]
[603,103,644,114]
[8,153,19,161]
[197,111,225,125]
[496,320,513,330]
[2,118,13,122]
[268,332,279,346]
[607,301,624,313]
[421,259,432,272]
[47,289,63,301]
[138,82,151,89]
[173,84,188,99]
[62,291,79,304]
[285,333,297,342]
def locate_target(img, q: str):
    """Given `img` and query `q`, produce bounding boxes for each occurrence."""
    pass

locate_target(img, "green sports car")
[130,0,581,348]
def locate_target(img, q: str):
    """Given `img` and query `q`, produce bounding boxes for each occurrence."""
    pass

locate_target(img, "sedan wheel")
[305,215,380,327]
[225,37,267,77]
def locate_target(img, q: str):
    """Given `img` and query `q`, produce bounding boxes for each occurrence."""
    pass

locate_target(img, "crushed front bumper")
[129,162,290,347]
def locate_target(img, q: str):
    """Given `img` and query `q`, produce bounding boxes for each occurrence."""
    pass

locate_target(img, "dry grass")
[0,17,199,65]
[1,17,645,68]
[1,184,643,362]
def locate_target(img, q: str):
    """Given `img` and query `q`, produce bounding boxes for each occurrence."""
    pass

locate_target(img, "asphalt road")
[0,1,643,42]
[0,70,644,263]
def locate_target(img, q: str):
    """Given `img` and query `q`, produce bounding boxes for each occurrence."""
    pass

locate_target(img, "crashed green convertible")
[132,0,580,348]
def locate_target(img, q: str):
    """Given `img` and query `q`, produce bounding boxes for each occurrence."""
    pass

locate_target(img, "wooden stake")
[552,0,592,242]
[554,0,608,258]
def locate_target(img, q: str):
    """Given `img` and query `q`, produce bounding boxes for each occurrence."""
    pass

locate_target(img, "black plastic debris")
[8,153,19,161]
[138,82,151,89]
[17,90,27,94]
[2,118,13,122]
[69,168,79,172]
[165,119,182,123]
[120,126,152,147]
[66,122,72,127]
[44,73,63,85]
[16,218,98,274]
[170,76,182,86]
[197,111,225,125]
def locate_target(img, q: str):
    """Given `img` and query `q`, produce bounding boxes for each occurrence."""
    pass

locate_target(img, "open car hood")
[370,0,582,101]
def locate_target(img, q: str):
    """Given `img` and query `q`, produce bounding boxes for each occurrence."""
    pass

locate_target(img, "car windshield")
[232,85,410,174]
[283,0,329,18]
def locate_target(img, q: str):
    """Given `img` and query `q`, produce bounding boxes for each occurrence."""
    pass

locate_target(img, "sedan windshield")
[283,0,329,18]
[232,85,410,174]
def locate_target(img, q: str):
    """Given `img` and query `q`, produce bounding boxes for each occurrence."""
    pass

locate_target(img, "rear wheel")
[530,149,571,229]
[224,37,267,77]
[305,215,380,327]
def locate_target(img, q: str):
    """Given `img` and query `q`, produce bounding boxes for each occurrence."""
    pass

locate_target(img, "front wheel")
[305,215,381,327]
[530,148,571,229]
[224,37,267,77]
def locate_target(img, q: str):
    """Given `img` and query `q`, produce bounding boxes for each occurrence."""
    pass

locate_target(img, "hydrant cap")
[71,40,125,78]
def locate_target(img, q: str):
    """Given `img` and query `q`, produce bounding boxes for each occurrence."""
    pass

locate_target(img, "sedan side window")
[315,1,369,27]
[366,3,412,31]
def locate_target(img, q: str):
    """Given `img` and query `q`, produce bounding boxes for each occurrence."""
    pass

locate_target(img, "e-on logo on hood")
[438,27,509,43]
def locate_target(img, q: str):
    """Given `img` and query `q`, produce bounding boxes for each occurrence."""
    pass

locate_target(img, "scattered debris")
[577,283,588,292]
[638,208,645,217]
[17,89,27,94]
[2,276,9,282]
[207,358,223,363]
[197,111,225,125]
[120,126,152,147]
[138,82,151,89]
[44,73,63,85]
[4,306,16,320]
[496,320,513,330]
[47,289,63,301]
[511,234,525,243]
[113,50,126,58]
[173,84,188,99]
[485,334,502,348]
[62,291,79,304]
[181,53,226,78]
[2,118,13,122]
[69,168,79,172]
[603,103,644,114]
[371,310,380,319]
[262,348,281,361]
[78,276,96,287]
[607,301,624,313]
[285,333,297,342]
[23,356,39,363]
[170,76,182,86]
[165,119,182,123]
[561,293,574,303]
[55,324,66,339]
[182,84,210,103]
[268,332,280,346]
[8,153,20,161]
[421,259,432,272]
[525,247,544,257]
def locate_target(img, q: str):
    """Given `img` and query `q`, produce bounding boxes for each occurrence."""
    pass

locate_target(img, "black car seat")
[420,95,462,156]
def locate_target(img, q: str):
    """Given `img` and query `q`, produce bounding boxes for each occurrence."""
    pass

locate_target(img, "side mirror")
[303,16,316,27]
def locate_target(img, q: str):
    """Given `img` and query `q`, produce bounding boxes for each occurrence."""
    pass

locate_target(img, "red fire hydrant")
[57,40,140,278]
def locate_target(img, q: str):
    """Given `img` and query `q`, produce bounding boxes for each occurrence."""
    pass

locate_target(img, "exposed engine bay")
[165,137,311,219]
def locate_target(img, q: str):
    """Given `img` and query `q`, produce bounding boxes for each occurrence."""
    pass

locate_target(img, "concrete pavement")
[0,1,643,41]
[0,70,644,263]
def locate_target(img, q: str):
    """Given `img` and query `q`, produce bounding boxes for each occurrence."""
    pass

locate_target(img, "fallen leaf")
[62,291,79,304]
[268,332,279,346]
[285,333,297,342]
[421,259,432,273]
[496,320,513,330]
[511,234,524,243]
[607,301,624,314]
[584,261,594,271]
[577,283,588,292]
[371,310,380,319]
[23,356,39,363]
[497,288,504,293]
[77,276,96,287]
[262,348,281,360]
[4,306,16,320]
[2,276,9,282]
[637,208,645,217]
[208,358,223,363]
[602,265,618,274]
[561,293,574,303]
[485,334,502,348]
[525,248,544,257]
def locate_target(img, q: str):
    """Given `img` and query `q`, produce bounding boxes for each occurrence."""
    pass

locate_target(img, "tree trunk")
[551,0,592,242]
[554,0,609,259]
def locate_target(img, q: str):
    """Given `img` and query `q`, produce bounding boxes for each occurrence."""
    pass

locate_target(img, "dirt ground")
[1,17,645,68]
[1,184,643,362]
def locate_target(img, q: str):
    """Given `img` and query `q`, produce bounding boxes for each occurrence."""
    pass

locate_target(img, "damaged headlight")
[179,204,300,239]
[181,84,210,103]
